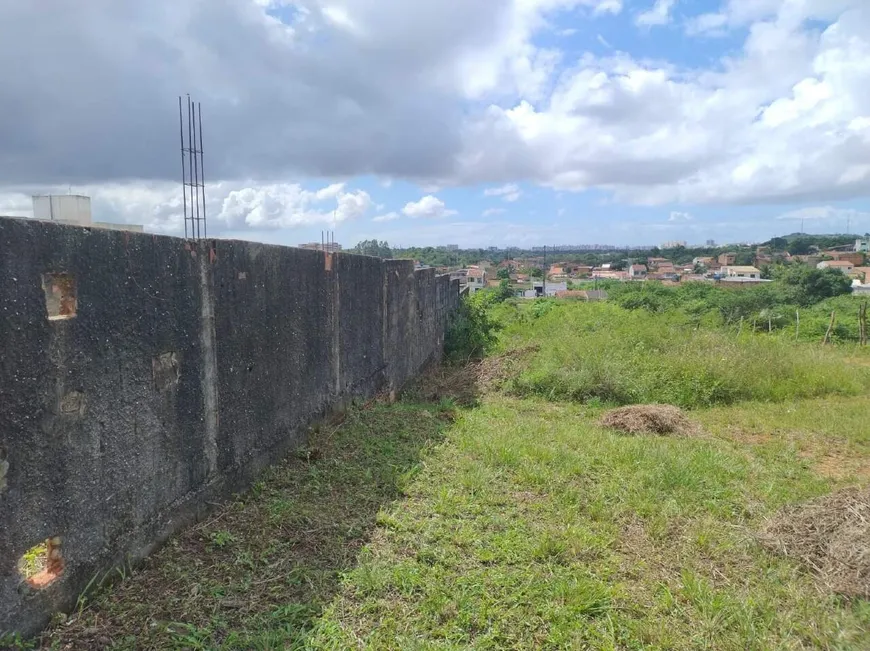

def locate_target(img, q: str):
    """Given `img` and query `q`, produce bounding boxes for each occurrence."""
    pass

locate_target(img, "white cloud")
[1,0,869,232]
[685,12,728,36]
[636,0,677,27]
[776,206,870,222]
[321,5,362,35]
[484,183,522,202]
[668,211,693,221]
[483,207,507,216]
[458,0,870,206]
[372,211,400,222]
[1,180,377,234]
[402,195,457,219]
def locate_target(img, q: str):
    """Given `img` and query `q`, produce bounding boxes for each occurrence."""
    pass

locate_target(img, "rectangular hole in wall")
[42,273,77,321]
[18,537,64,589]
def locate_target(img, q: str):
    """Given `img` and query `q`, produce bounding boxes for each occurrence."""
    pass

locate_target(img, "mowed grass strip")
[35,402,451,651]
[308,395,870,650]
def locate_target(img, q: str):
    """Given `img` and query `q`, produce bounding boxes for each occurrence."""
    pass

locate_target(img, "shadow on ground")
[36,387,465,651]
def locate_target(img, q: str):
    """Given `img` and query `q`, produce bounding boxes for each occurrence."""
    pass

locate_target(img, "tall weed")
[500,302,869,408]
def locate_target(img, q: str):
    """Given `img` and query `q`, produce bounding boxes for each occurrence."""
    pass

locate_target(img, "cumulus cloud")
[0,0,868,228]
[219,184,372,229]
[460,0,870,205]
[372,211,400,222]
[403,195,457,219]
[636,0,677,27]
[0,180,373,234]
[669,211,693,221]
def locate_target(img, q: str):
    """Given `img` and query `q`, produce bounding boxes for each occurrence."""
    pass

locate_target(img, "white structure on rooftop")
[32,195,143,232]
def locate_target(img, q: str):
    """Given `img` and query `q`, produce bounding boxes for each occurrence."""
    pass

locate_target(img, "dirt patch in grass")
[408,345,539,406]
[797,442,870,481]
[600,405,701,436]
[759,486,870,599]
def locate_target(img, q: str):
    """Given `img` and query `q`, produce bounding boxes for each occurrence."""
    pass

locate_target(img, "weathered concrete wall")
[0,218,458,638]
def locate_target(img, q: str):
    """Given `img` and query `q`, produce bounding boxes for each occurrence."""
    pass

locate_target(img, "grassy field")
[495,301,870,408]
[31,301,870,650]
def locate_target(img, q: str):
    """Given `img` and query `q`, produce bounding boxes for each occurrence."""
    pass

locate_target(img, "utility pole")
[542,245,547,298]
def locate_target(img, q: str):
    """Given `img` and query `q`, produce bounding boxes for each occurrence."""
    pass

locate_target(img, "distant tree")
[768,237,789,251]
[775,265,852,306]
[610,260,627,271]
[787,237,815,256]
[530,267,544,279]
[353,239,393,258]
[734,250,755,265]
[496,267,511,280]
[493,278,515,302]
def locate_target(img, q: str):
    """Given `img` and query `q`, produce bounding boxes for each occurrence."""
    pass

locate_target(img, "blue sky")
[2,0,869,248]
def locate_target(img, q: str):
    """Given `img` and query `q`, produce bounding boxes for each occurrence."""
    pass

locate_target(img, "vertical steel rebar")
[191,100,201,239]
[187,96,195,239]
[196,102,208,237]
[179,97,188,239]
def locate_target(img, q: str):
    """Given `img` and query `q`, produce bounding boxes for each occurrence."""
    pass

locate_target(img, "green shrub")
[444,292,500,362]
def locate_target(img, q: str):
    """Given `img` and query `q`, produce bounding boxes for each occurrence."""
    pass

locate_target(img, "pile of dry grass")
[599,404,700,436]
[759,486,870,598]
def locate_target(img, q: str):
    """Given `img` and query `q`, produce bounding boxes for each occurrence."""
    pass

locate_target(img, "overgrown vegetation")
[597,270,864,343]
[443,292,501,362]
[495,301,869,408]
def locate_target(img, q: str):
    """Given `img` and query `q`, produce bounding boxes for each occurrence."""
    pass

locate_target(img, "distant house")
[855,239,869,253]
[721,265,761,279]
[693,257,714,268]
[853,284,870,296]
[827,251,865,266]
[465,267,487,292]
[628,264,648,279]
[817,260,854,274]
[543,282,568,297]
[647,257,670,267]
[853,267,870,283]
[718,252,737,266]
[793,254,822,266]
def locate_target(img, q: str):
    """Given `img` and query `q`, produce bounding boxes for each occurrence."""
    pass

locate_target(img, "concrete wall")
[0,218,459,638]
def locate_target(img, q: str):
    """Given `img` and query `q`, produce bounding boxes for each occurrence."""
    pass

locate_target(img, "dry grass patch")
[408,345,539,406]
[760,486,870,599]
[600,404,701,437]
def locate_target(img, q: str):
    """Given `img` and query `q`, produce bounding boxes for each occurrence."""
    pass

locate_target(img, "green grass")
[497,302,870,408]
[307,395,870,650]
[37,301,870,650]
[38,402,452,650]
